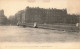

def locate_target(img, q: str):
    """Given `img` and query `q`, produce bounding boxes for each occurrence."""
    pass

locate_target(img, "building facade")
[14,7,79,25]
[24,7,68,24]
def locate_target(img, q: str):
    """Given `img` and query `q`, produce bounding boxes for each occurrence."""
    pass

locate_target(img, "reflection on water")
[0,26,79,42]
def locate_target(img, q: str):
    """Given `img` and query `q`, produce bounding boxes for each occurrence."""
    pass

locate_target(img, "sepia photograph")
[0,0,80,49]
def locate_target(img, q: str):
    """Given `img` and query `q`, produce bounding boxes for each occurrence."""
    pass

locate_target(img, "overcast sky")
[0,0,80,17]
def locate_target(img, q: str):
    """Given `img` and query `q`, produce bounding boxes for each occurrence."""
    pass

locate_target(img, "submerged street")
[0,26,80,42]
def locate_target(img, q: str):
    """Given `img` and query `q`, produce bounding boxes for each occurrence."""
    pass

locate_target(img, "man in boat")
[33,22,38,28]
[17,22,19,26]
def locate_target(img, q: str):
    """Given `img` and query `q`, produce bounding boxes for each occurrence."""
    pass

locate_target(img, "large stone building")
[24,7,68,24]
[14,6,79,25]
[0,10,7,25]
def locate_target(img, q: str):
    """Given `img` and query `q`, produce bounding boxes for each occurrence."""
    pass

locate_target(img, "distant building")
[0,10,4,16]
[14,10,25,25]
[0,10,7,25]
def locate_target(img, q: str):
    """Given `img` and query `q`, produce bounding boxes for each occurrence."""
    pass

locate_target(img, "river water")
[0,26,79,42]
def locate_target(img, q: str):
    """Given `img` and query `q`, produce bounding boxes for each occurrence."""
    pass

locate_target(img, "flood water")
[0,26,80,42]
